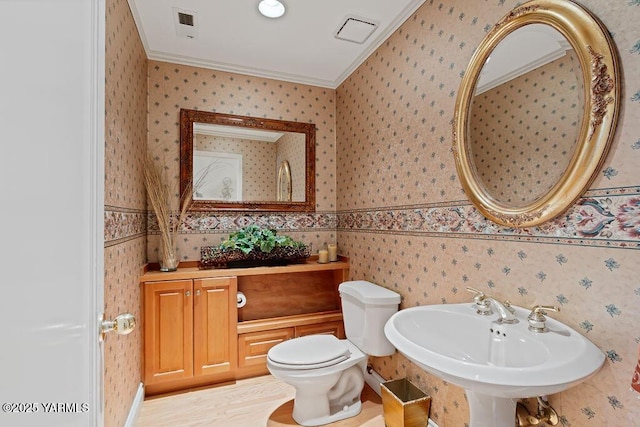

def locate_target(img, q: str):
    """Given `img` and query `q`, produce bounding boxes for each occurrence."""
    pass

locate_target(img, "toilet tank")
[339,280,401,357]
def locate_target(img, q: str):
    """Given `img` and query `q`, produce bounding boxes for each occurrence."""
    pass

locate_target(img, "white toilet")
[266,280,401,426]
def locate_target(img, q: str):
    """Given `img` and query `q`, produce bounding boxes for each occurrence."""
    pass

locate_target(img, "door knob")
[100,313,136,341]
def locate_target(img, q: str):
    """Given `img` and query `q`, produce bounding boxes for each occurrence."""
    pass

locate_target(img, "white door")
[0,1,105,426]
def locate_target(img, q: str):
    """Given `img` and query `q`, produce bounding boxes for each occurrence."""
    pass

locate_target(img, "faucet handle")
[466,287,492,315]
[530,305,560,316]
[466,287,486,303]
[527,305,560,332]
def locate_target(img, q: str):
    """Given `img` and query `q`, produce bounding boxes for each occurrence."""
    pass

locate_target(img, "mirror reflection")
[468,24,584,207]
[276,161,292,202]
[193,123,305,202]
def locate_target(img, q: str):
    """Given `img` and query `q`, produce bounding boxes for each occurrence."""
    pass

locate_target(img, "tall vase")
[160,241,179,272]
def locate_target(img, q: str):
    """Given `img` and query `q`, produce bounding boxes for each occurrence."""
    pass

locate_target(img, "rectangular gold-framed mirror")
[180,109,316,212]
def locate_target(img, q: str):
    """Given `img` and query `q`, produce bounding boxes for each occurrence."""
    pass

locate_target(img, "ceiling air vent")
[178,12,194,26]
[334,15,378,44]
[173,7,198,39]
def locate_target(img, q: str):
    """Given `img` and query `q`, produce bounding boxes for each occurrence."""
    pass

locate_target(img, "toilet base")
[293,400,362,426]
[287,363,365,426]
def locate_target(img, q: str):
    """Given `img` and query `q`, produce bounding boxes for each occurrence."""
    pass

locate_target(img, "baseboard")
[124,382,145,427]
[364,365,439,427]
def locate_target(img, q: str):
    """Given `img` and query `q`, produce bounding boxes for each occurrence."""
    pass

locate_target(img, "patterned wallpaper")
[146,60,338,262]
[195,134,277,201]
[470,50,583,205]
[336,1,640,426]
[103,0,147,427]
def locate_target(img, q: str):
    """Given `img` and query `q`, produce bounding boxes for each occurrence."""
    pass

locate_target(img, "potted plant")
[200,225,310,269]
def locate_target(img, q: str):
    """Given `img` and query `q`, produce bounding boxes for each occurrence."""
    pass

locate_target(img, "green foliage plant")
[219,225,303,254]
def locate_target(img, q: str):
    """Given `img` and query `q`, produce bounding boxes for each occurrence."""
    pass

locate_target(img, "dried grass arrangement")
[143,153,192,271]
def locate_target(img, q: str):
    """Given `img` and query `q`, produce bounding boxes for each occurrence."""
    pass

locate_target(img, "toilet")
[266,280,401,426]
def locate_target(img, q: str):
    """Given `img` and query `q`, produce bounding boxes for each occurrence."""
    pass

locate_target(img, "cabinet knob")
[185,291,191,297]
[195,290,201,296]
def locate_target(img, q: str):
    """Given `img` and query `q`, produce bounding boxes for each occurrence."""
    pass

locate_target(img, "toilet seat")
[267,334,351,370]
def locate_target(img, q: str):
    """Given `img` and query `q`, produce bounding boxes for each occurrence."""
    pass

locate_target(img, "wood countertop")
[141,255,349,282]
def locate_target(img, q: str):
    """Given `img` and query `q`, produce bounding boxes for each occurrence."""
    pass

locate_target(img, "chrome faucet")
[466,287,518,324]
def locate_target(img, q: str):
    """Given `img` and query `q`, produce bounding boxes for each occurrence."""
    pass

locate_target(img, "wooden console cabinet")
[141,256,349,395]
[142,276,237,395]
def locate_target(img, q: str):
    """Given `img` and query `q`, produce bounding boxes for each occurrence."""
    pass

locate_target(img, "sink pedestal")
[466,391,517,427]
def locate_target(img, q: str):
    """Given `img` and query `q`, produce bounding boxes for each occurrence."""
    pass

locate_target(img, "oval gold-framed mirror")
[453,0,620,227]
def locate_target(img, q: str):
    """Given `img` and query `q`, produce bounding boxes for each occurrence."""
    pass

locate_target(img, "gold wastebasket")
[381,378,431,427]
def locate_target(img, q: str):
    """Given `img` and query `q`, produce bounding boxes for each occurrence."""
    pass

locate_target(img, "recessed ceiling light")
[258,0,286,19]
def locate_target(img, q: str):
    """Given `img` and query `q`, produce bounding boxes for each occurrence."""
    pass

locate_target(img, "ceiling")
[128,0,426,88]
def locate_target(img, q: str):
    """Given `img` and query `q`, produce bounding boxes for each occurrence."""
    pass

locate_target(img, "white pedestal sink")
[384,303,605,427]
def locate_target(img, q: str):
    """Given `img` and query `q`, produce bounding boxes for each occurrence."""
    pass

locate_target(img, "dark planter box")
[200,245,310,269]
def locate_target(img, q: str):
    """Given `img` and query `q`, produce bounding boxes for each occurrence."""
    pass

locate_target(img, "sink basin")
[384,303,605,426]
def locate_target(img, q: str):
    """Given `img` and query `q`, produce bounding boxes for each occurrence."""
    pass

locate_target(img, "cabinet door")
[295,320,345,339]
[144,280,193,385]
[193,277,238,377]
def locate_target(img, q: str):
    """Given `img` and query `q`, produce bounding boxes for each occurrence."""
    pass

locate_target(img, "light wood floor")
[136,375,385,427]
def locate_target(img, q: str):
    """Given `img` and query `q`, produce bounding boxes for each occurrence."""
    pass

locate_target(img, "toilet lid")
[267,334,350,369]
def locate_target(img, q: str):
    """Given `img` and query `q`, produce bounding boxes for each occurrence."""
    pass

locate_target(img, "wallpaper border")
[104,206,147,247]
[107,187,640,250]
[337,189,640,250]
[145,211,339,235]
